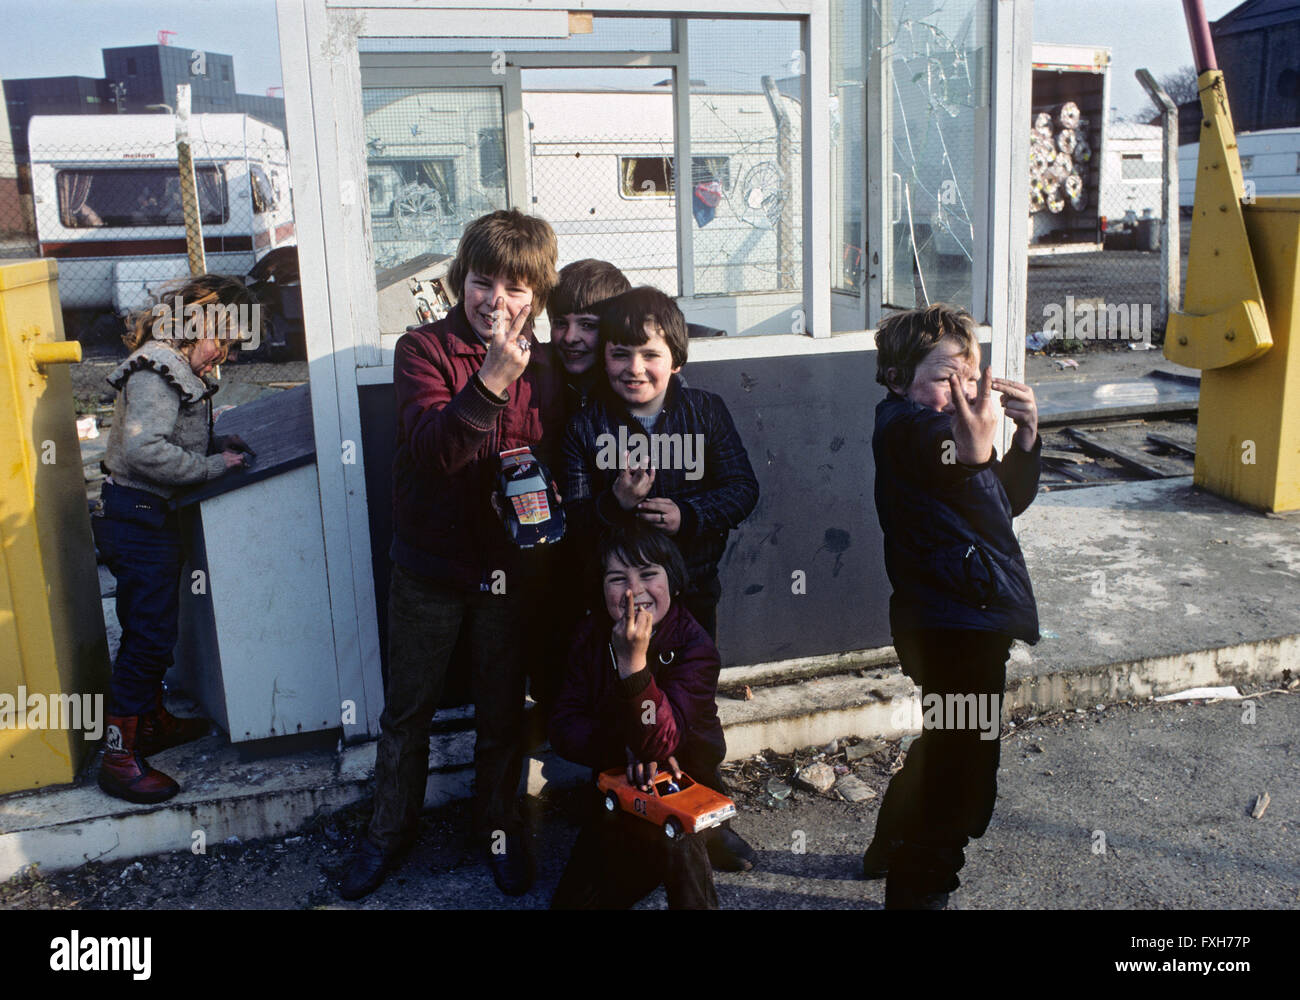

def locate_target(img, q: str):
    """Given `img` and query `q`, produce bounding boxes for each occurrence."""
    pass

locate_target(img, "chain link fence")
[0,122,294,351]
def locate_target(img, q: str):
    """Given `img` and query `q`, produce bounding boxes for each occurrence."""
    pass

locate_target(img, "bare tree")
[1158,66,1200,107]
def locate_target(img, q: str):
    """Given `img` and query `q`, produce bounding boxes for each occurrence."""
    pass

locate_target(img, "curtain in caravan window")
[57,172,97,227]
[419,160,453,211]
[195,168,227,224]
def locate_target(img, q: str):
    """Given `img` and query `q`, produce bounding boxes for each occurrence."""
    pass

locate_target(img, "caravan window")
[250,164,277,214]
[618,156,731,199]
[620,157,672,199]
[56,167,230,228]
[1120,154,1160,180]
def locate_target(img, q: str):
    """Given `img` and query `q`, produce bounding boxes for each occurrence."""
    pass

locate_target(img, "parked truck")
[1028,43,1111,255]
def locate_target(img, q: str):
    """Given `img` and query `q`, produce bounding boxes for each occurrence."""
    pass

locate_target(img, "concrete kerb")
[3,632,1294,882]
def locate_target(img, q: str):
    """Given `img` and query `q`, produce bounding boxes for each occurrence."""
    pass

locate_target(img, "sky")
[0,0,1249,116]
[1033,0,1242,118]
[0,0,283,95]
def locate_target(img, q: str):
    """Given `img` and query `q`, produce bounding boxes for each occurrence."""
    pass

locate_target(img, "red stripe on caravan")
[274,221,295,243]
[40,236,256,259]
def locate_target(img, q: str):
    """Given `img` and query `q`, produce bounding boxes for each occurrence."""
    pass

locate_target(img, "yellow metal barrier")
[1165,69,1300,513]
[0,259,110,794]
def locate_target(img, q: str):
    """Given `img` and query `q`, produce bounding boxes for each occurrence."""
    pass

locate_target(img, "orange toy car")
[596,767,737,840]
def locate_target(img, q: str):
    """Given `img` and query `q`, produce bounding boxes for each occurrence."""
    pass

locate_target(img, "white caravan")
[365,88,803,298]
[1178,126,1300,210]
[29,113,294,311]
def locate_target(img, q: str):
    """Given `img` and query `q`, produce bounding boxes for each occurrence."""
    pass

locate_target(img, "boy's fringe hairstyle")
[874,303,978,392]
[124,273,258,352]
[548,259,631,320]
[597,286,688,369]
[447,209,559,315]
[591,520,689,612]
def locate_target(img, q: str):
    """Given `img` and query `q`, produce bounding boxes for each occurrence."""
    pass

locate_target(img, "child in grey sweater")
[92,274,257,804]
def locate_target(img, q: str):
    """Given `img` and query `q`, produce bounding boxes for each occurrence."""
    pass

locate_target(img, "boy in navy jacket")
[865,304,1041,910]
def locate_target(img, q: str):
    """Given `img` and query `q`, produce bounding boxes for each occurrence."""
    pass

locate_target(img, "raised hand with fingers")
[477,296,533,398]
[991,377,1040,452]
[612,451,656,510]
[949,366,998,466]
[610,590,652,679]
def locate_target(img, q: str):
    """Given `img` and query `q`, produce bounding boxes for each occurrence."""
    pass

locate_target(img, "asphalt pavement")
[4,690,1293,911]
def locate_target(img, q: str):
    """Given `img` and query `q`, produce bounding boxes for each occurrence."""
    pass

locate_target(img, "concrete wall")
[357,346,896,670]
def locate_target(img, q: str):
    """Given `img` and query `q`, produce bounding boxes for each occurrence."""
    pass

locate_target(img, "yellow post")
[1195,198,1300,511]
[0,259,111,793]
[1165,70,1300,512]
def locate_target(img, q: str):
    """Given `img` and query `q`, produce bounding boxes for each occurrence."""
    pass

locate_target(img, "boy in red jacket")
[340,209,563,901]
[549,522,724,909]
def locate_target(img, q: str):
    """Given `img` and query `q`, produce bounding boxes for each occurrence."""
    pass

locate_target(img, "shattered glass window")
[875,0,990,312]
[362,86,507,274]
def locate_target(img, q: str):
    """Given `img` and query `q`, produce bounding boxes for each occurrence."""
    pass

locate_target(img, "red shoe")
[137,691,210,756]
[98,715,180,804]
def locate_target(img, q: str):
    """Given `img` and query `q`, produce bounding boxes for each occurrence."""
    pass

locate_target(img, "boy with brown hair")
[341,208,563,901]
[865,303,1042,909]
[547,258,632,417]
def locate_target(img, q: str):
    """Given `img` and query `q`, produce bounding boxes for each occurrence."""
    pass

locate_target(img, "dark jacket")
[872,392,1041,643]
[561,375,759,597]
[549,601,727,777]
[390,302,564,588]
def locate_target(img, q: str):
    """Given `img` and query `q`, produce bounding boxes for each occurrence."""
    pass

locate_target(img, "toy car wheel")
[604,791,619,813]
[663,818,682,841]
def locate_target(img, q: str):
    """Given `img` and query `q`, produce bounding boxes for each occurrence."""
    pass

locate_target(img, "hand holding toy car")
[625,752,683,793]
[478,295,533,398]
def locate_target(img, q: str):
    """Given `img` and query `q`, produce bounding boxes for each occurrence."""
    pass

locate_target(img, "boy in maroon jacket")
[550,522,724,909]
[340,209,563,901]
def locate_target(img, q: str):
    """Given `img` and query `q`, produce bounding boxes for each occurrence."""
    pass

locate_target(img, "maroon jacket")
[390,302,564,588]
[549,602,727,777]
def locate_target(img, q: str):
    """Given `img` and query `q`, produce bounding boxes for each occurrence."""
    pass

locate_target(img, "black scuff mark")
[744,584,764,595]
[829,435,845,453]
[815,528,852,577]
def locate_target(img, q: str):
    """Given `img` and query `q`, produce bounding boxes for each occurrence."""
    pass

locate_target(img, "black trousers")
[369,564,531,850]
[551,790,719,910]
[874,628,1011,894]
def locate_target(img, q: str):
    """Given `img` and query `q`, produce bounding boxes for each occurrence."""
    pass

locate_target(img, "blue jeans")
[91,482,184,717]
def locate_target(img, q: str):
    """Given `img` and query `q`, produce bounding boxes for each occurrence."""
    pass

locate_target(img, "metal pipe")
[1182,0,1218,73]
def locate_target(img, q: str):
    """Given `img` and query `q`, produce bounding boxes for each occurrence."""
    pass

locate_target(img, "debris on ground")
[834,775,877,803]
[794,762,836,794]
[1250,792,1270,819]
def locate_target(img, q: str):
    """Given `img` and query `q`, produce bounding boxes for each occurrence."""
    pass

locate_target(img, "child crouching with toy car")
[549,522,727,909]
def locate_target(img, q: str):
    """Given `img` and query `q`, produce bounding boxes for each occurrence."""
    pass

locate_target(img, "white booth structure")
[267,0,1033,745]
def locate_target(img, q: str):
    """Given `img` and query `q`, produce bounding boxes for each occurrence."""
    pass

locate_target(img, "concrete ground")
[5,344,1296,902]
[1,692,1294,909]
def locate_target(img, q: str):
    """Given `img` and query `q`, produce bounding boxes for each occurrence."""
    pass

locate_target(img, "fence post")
[1136,69,1180,330]
[174,84,206,276]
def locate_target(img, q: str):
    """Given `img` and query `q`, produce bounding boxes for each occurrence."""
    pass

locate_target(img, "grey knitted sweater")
[102,341,228,500]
